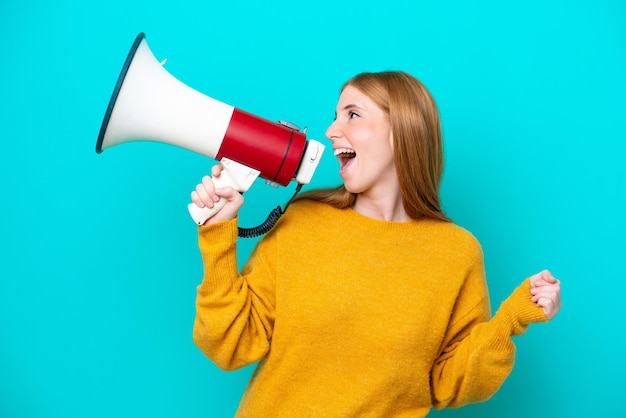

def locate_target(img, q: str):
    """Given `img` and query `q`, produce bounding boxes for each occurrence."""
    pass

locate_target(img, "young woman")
[190,71,562,417]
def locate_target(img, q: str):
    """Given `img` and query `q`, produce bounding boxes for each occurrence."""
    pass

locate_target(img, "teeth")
[334,147,356,157]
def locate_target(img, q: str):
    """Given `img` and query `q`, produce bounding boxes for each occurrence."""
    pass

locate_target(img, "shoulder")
[417,219,484,264]
[422,219,481,247]
[281,199,339,222]
[262,199,337,239]
[286,198,334,212]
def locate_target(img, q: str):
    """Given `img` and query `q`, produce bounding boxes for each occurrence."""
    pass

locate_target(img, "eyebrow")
[342,104,361,112]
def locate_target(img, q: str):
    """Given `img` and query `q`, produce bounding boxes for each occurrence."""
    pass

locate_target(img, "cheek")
[366,140,395,170]
[379,129,395,158]
[380,132,396,167]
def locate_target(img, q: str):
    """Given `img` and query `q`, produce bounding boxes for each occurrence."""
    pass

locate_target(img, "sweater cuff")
[493,278,548,337]
[198,218,239,252]
[197,218,239,292]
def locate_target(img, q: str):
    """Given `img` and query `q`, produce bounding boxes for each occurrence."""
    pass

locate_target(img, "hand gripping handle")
[188,158,260,225]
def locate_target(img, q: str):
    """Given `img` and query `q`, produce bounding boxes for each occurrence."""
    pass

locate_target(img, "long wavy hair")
[295,71,449,222]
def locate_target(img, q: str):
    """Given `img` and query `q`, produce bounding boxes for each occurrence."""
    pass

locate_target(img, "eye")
[349,111,360,119]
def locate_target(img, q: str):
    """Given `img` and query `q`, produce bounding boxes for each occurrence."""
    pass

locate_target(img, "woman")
[191,71,562,417]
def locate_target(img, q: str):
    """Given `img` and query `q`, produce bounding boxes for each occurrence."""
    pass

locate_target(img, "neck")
[352,191,411,222]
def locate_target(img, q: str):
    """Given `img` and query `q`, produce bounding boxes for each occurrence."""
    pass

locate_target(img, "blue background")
[1,0,624,416]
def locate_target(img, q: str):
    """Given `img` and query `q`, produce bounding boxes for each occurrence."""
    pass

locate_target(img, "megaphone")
[96,32,325,231]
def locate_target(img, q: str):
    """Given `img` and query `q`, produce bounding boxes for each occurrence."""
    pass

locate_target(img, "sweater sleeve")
[192,219,277,371]
[431,269,548,409]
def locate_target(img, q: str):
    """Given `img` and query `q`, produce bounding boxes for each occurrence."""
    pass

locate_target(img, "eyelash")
[332,111,360,121]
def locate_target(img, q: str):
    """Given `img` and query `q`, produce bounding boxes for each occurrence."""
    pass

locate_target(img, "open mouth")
[334,147,356,169]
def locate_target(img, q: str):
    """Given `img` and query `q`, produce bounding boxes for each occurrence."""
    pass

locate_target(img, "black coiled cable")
[238,183,304,238]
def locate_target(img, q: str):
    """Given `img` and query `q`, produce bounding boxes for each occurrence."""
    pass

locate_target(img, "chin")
[342,181,364,195]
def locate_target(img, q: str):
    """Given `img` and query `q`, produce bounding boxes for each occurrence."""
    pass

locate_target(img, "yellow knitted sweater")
[193,200,547,417]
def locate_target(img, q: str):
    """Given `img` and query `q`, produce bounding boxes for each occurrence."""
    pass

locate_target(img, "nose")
[325,119,341,141]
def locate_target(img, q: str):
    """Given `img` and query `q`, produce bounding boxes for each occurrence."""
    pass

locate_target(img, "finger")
[193,185,212,208]
[190,190,204,207]
[529,272,543,288]
[531,281,560,295]
[537,296,553,317]
[531,285,558,299]
[211,164,224,177]
[216,186,244,205]
[531,270,557,288]
[537,296,560,320]
[193,177,218,208]
[215,186,235,199]
[201,176,221,203]
[536,295,553,308]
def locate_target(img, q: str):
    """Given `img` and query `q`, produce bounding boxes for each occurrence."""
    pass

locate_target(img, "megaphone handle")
[187,158,260,226]
[188,200,227,225]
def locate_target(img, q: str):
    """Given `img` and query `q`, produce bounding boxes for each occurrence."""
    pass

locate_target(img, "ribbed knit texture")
[193,200,547,417]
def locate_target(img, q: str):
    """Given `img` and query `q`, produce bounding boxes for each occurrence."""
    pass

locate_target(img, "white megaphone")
[96,33,325,231]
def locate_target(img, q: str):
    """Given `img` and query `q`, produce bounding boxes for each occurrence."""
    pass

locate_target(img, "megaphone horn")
[96,33,325,230]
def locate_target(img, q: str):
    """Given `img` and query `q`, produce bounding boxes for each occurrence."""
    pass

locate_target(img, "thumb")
[531,269,557,287]
[216,186,242,202]
[539,269,557,284]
